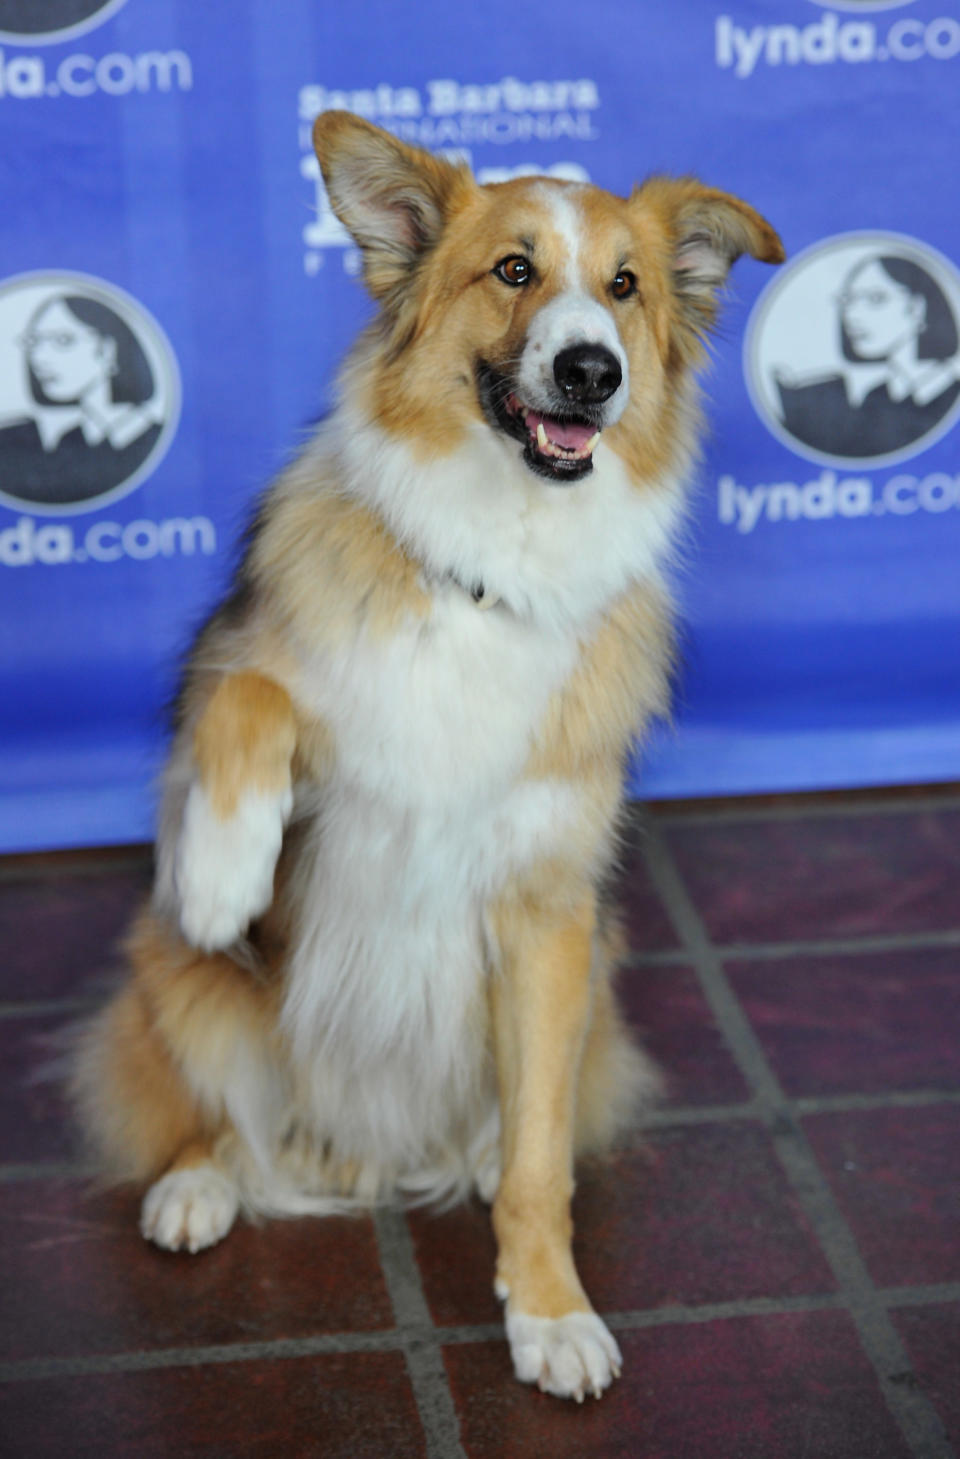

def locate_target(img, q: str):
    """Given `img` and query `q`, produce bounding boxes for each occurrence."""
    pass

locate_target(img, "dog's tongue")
[524,409,595,452]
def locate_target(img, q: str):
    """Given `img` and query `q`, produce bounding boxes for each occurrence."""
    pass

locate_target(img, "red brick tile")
[619,962,750,1106]
[0,1351,426,1459]
[892,1302,960,1452]
[0,864,151,1001]
[728,946,960,1096]
[572,1125,834,1312]
[407,1199,500,1327]
[803,1105,960,1287]
[0,1013,76,1163]
[445,1311,912,1459]
[410,1124,834,1327]
[0,1180,393,1361]
[663,809,960,944]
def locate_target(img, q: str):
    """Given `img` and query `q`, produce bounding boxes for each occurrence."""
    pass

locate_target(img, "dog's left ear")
[313,111,472,302]
[636,177,784,340]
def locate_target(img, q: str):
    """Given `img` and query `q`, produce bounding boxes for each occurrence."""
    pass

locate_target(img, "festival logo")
[745,233,960,468]
[0,0,128,45]
[298,76,600,275]
[0,272,179,515]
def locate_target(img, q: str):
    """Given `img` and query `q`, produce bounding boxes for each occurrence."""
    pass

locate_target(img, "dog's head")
[313,112,783,484]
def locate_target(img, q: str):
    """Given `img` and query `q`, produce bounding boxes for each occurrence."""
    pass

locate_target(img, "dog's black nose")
[553,344,622,405]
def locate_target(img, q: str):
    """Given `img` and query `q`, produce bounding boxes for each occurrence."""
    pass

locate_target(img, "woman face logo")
[0,272,180,515]
[839,261,926,361]
[745,232,960,469]
[23,300,117,404]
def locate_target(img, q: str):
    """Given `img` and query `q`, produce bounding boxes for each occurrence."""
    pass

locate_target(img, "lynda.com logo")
[745,233,960,469]
[0,271,179,515]
[0,0,128,45]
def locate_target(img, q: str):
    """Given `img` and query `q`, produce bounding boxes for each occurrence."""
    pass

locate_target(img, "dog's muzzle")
[477,352,616,485]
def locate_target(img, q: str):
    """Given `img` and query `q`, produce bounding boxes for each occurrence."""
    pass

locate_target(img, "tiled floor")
[1,791,958,1458]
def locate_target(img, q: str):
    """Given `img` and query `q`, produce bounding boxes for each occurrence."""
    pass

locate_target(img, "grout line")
[795,1091,960,1115]
[0,1331,405,1384]
[622,929,960,971]
[636,1090,960,1132]
[881,1283,960,1310]
[0,855,152,883]
[0,998,95,1021]
[373,1207,468,1459]
[642,791,960,828]
[637,1101,760,1129]
[604,1292,845,1330]
[639,812,957,1459]
[710,929,960,962]
[5,1285,959,1387]
[3,1289,951,1388]
[689,929,960,964]
[0,1162,94,1185]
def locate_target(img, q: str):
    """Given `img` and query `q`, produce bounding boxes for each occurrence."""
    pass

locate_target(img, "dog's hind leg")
[71,905,285,1251]
[139,1137,240,1253]
[489,882,622,1401]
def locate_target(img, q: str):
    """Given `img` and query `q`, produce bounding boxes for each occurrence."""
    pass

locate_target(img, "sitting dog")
[72,112,782,1400]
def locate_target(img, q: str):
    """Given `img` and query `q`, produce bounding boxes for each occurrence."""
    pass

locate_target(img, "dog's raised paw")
[175,782,291,950]
[505,1309,622,1400]
[140,1166,239,1253]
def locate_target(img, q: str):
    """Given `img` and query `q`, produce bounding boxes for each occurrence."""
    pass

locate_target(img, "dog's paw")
[175,782,291,950]
[505,1309,622,1401]
[140,1166,239,1253]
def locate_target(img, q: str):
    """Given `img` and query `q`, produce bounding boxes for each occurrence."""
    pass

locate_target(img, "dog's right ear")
[313,112,472,301]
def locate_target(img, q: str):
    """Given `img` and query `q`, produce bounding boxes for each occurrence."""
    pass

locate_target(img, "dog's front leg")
[174,671,297,951]
[490,885,621,1401]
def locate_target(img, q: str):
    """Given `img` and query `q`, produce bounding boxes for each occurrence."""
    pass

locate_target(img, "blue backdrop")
[1,0,958,851]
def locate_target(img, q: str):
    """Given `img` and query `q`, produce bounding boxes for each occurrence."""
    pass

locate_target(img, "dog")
[70,112,782,1401]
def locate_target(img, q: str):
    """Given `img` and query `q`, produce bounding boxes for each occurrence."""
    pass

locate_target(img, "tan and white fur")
[71,113,782,1400]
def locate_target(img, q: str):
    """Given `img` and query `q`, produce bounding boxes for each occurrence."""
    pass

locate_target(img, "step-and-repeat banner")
[1,0,958,849]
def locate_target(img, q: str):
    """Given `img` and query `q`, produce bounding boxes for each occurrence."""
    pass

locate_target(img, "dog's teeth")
[536,422,548,450]
[585,432,601,453]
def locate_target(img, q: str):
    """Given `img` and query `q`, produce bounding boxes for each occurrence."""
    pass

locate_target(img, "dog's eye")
[611,270,637,300]
[493,256,532,287]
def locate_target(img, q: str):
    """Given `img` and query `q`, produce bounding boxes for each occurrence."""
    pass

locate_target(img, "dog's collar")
[443,570,501,612]
[466,579,500,612]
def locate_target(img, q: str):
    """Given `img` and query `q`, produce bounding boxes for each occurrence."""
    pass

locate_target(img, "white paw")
[505,1309,622,1401]
[140,1165,239,1253]
[175,782,291,950]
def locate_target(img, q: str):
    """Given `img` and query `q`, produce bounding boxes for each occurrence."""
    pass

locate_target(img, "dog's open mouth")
[477,363,601,484]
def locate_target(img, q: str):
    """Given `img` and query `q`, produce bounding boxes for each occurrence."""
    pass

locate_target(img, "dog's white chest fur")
[275,427,681,1167]
[306,584,577,808]
[284,588,581,1158]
